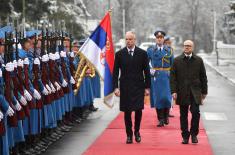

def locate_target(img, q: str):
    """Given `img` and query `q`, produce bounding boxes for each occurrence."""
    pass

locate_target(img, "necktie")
[129,50,133,56]
[185,56,190,60]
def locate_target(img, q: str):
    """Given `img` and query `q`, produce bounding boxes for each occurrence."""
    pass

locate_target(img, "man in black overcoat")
[170,40,208,144]
[113,31,151,144]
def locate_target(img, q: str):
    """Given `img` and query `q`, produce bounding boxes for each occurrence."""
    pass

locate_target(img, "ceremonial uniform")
[0,60,10,155]
[147,30,174,127]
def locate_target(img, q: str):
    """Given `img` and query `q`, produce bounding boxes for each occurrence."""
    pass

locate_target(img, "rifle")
[68,34,77,90]
[59,31,70,94]
[47,30,61,100]
[50,32,64,98]
[4,32,19,127]
[32,32,43,109]
[20,35,35,109]
[9,31,26,120]
[40,29,53,104]
[12,30,29,117]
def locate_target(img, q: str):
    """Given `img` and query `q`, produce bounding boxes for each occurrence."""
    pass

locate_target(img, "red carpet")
[83,105,213,155]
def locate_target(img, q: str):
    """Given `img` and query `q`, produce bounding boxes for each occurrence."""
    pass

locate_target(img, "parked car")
[139,42,155,51]
[115,39,125,53]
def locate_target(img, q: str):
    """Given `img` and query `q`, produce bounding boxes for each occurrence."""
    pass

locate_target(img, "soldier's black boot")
[164,108,170,125]
[11,145,20,155]
[156,109,164,127]
[19,142,31,155]
[89,104,98,112]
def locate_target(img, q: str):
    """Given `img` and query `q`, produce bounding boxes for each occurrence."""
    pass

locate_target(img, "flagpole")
[108,7,113,32]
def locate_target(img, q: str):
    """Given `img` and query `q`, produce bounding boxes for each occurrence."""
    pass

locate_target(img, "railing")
[217,41,235,60]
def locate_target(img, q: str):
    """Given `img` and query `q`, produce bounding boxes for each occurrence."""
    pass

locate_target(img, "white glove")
[150,68,156,76]
[24,90,33,101]
[33,89,41,100]
[60,51,67,58]
[42,86,49,95]
[19,96,27,106]
[61,79,68,87]
[34,58,40,65]
[49,53,55,60]
[55,52,60,60]
[13,60,17,68]
[17,59,24,67]
[42,54,49,62]
[5,62,14,72]
[0,69,2,77]
[0,111,3,121]
[70,77,75,84]
[50,83,56,93]
[45,84,52,94]
[6,107,14,116]
[15,101,22,111]
[23,58,29,65]
[54,82,61,91]
[70,52,75,58]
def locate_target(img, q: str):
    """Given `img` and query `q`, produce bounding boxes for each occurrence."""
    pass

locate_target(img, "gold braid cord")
[73,52,96,95]
[74,53,88,95]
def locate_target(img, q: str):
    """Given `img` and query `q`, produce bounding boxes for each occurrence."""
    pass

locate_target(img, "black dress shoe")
[19,149,32,155]
[135,132,141,143]
[168,114,174,117]
[89,106,98,112]
[126,136,133,144]
[164,118,169,125]
[182,138,189,144]
[157,120,164,127]
[191,136,198,143]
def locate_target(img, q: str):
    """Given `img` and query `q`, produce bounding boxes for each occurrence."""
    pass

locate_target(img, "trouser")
[156,108,170,122]
[179,98,200,138]
[124,110,142,137]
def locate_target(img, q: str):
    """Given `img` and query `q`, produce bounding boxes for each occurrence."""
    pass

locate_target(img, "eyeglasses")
[184,45,192,47]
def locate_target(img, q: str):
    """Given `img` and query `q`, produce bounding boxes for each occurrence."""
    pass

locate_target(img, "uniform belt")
[152,67,171,71]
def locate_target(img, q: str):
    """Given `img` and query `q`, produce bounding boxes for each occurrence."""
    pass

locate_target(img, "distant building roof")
[225,10,235,15]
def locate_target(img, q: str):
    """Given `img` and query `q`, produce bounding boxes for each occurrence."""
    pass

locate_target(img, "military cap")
[154,30,166,37]
[0,31,4,39]
[26,30,42,38]
[0,26,14,39]
[19,38,30,45]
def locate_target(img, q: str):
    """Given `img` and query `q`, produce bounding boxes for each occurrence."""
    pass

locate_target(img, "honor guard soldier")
[147,30,174,127]
[0,27,13,155]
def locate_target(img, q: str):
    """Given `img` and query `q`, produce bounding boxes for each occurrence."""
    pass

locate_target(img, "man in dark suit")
[170,40,208,144]
[113,31,151,144]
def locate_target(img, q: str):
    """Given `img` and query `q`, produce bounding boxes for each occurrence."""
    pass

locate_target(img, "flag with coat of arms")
[79,12,115,107]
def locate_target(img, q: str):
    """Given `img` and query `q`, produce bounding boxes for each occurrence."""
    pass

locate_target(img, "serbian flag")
[79,12,115,108]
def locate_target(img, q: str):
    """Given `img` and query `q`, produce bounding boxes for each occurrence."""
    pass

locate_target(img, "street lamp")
[212,10,217,54]
[211,9,219,66]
